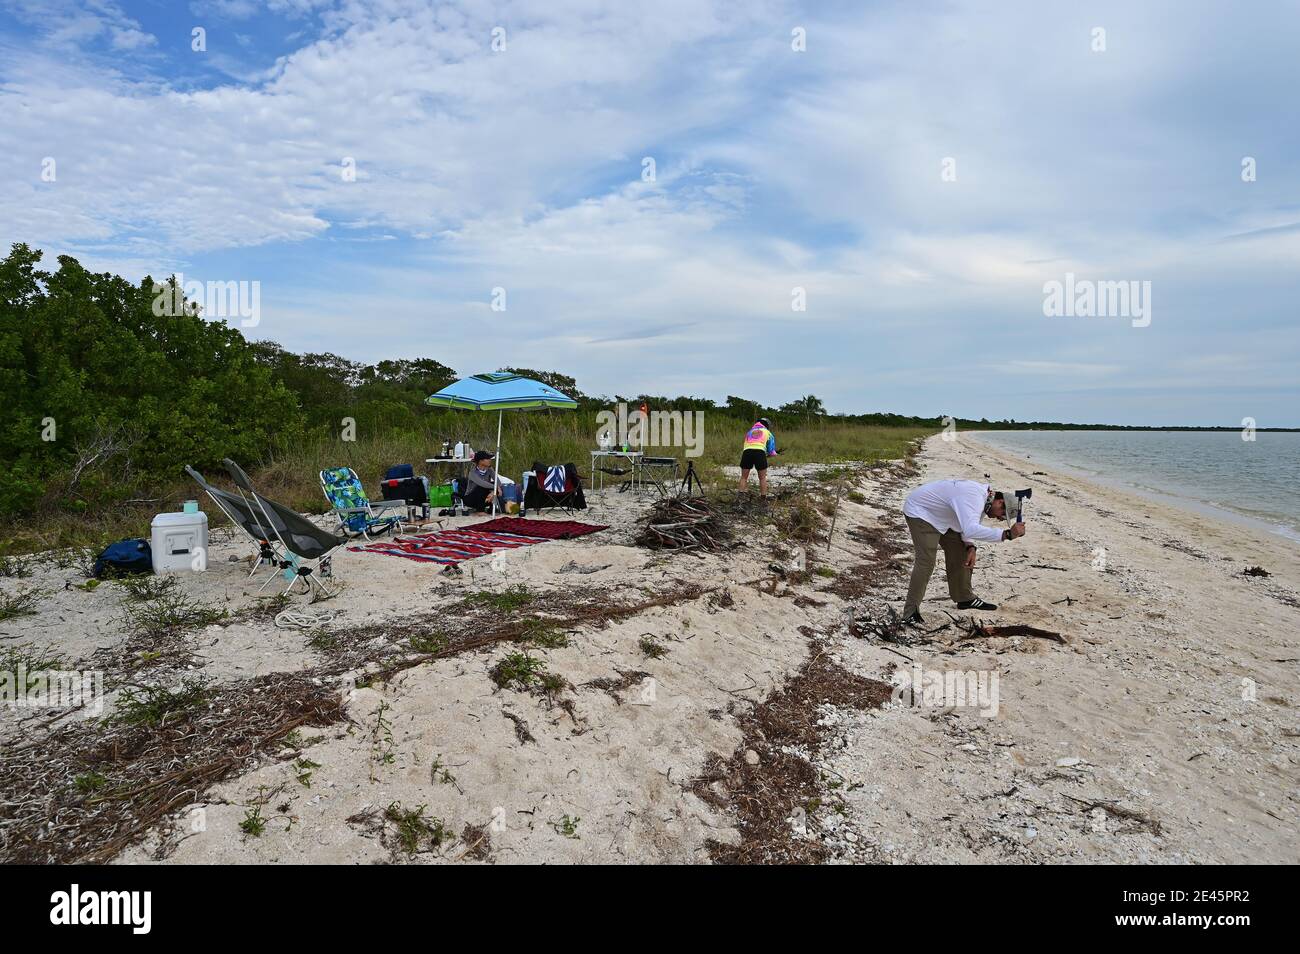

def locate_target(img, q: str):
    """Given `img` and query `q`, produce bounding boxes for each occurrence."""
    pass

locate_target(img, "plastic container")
[150,511,209,573]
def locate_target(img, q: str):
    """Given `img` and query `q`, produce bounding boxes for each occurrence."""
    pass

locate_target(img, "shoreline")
[965,430,1300,547]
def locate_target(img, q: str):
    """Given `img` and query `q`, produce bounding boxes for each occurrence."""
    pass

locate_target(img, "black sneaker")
[957,598,997,611]
[901,611,925,626]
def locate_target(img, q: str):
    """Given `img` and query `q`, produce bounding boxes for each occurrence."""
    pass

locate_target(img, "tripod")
[679,460,704,496]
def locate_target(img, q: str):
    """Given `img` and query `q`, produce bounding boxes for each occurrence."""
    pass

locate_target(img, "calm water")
[972,430,1300,543]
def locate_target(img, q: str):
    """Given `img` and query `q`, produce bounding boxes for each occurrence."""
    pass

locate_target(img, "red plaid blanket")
[348,518,605,565]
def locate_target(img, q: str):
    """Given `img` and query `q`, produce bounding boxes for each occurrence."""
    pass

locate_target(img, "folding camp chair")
[219,459,286,579]
[523,462,587,513]
[250,492,348,600]
[188,465,346,599]
[637,456,679,498]
[319,467,409,540]
[187,465,285,582]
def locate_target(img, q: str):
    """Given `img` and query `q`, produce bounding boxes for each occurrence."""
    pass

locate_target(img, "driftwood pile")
[637,496,728,552]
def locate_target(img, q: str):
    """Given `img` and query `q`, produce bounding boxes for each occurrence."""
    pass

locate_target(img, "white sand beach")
[2,435,1296,864]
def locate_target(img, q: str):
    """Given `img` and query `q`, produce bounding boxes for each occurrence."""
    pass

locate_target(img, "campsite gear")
[151,510,209,573]
[429,483,454,508]
[590,449,643,492]
[250,493,347,599]
[454,441,465,459]
[680,460,704,496]
[182,499,200,514]
[1014,488,1032,523]
[217,459,289,580]
[426,372,578,516]
[320,467,408,539]
[349,517,606,565]
[93,538,153,578]
[378,464,430,516]
[598,431,612,450]
[637,456,679,497]
[524,462,586,513]
[442,440,452,457]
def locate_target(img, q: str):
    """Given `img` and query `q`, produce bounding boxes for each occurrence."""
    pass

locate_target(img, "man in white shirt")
[901,479,1026,624]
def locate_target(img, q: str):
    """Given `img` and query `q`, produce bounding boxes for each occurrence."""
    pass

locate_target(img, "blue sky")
[2,0,1298,426]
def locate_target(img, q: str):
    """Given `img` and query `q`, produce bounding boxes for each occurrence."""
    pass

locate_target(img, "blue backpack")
[93,538,153,578]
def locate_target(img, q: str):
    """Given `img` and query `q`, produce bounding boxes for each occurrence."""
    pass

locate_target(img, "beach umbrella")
[425,371,578,513]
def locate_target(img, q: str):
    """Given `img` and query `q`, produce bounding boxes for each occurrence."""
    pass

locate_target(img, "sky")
[1,0,1298,426]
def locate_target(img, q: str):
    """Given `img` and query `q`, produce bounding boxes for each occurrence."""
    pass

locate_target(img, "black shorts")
[740,448,768,471]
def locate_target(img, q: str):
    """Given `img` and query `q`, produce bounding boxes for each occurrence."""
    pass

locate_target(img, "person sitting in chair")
[462,450,500,512]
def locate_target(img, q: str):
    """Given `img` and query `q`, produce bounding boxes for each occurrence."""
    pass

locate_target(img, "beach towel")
[348,518,606,564]
[468,517,605,539]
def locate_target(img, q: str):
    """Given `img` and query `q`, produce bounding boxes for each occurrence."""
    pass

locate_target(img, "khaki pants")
[903,516,973,616]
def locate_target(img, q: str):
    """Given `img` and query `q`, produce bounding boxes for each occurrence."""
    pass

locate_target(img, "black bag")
[93,538,153,578]
[380,464,428,506]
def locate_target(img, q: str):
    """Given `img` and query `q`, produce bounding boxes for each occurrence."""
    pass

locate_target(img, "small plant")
[240,805,267,838]
[74,772,108,795]
[74,579,101,592]
[0,588,43,622]
[846,490,867,504]
[814,566,837,578]
[1,644,67,696]
[409,631,449,654]
[429,755,456,786]
[520,620,568,649]
[113,575,178,602]
[489,651,547,691]
[383,802,448,854]
[294,757,321,787]
[0,553,33,578]
[463,585,535,613]
[369,701,395,780]
[638,636,668,659]
[122,590,226,640]
[115,678,210,728]
[551,814,581,839]
[306,630,339,651]
[537,671,568,696]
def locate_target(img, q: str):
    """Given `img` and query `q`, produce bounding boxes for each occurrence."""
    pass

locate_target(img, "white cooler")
[151,511,209,573]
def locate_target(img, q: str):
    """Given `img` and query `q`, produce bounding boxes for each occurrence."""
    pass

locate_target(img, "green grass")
[0,416,931,555]
[461,585,536,613]
[73,771,109,795]
[384,802,449,854]
[408,631,449,654]
[113,575,178,602]
[114,678,210,728]
[239,805,267,838]
[551,814,581,839]
[490,651,546,690]
[0,588,43,622]
[638,636,668,659]
[122,589,226,640]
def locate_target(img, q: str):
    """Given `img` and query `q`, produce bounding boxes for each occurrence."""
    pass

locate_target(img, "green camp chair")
[319,467,409,540]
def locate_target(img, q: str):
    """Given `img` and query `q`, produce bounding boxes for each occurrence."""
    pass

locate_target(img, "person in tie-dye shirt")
[738,417,777,497]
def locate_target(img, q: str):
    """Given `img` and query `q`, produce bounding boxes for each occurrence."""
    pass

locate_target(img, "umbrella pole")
[493,408,502,515]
